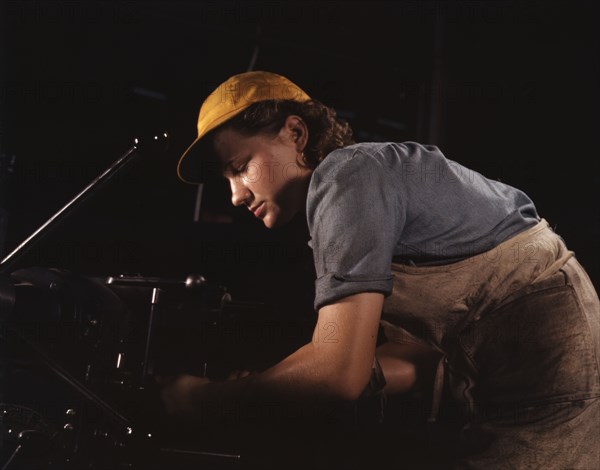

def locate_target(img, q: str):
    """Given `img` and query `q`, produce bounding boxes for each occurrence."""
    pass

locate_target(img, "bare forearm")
[161,293,383,422]
[198,296,381,406]
[182,342,347,421]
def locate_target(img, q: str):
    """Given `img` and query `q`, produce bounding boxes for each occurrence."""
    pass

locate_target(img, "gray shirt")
[306,141,540,311]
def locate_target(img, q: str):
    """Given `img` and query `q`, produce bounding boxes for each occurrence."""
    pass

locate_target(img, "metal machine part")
[0,134,250,469]
[0,267,252,469]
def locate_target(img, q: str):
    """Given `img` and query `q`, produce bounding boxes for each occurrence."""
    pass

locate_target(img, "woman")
[162,71,600,468]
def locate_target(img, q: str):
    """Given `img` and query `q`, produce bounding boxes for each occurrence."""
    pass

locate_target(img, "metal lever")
[106,273,207,290]
[1,430,51,470]
[0,132,169,275]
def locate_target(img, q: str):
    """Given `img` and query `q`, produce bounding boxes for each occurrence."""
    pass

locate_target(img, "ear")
[281,115,308,153]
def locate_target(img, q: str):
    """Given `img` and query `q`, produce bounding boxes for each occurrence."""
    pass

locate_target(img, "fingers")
[226,369,255,380]
[157,374,212,419]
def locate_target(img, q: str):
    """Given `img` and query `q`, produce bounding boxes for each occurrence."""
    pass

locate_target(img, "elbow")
[337,386,365,402]
[329,370,371,402]
[317,354,375,402]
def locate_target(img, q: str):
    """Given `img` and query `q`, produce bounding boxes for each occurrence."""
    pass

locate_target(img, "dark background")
[1,0,598,309]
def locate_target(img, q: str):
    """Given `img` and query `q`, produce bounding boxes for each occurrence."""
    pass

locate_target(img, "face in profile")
[212,116,313,229]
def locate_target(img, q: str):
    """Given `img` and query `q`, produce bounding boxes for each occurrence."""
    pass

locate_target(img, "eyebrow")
[223,155,249,171]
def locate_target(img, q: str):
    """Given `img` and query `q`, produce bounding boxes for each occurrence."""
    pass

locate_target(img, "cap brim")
[176,134,222,184]
[176,136,202,184]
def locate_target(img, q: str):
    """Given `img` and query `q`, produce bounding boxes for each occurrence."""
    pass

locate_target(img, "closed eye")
[226,156,251,176]
[230,162,248,175]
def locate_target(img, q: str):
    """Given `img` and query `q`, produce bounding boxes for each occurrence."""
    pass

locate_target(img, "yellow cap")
[177,71,311,183]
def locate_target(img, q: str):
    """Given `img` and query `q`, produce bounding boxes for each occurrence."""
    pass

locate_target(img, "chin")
[263,216,282,229]
[260,210,276,229]
[263,207,293,229]
[262,219,276,229]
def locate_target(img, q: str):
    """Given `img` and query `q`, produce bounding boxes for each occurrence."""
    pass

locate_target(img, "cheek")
[244,162,263,181]
[254,167,282,194]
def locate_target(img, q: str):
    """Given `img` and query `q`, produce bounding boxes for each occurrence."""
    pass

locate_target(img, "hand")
[155,374,212,419]
[225,369,256,381]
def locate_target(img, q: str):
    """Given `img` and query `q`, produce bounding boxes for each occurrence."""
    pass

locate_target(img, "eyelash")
[230,162,248,175]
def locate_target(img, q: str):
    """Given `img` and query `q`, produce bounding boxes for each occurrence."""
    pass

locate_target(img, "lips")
[250,202,265,218]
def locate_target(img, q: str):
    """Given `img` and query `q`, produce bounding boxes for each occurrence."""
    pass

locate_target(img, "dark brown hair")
[213,99,355,169]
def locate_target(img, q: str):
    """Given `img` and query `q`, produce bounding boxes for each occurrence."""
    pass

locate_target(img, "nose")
[228,176,251,207]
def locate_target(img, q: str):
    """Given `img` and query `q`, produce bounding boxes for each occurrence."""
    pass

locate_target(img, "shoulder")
[306,142,403,218]
[311,142,393,183]
[311,141,444,184]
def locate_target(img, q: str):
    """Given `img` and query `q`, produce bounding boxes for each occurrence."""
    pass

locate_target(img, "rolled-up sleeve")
[306,147,402,311]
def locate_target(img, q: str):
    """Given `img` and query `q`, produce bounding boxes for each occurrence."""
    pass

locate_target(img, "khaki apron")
[380,219,600,469]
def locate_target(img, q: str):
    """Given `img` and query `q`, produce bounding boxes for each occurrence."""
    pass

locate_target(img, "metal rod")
[0,131,168,274]
[0,145,138,273]
[159,447,242,462]
[1,444,22,470]
[142,287,162,381]
[193,183,204,222]
[3,329,131,428]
